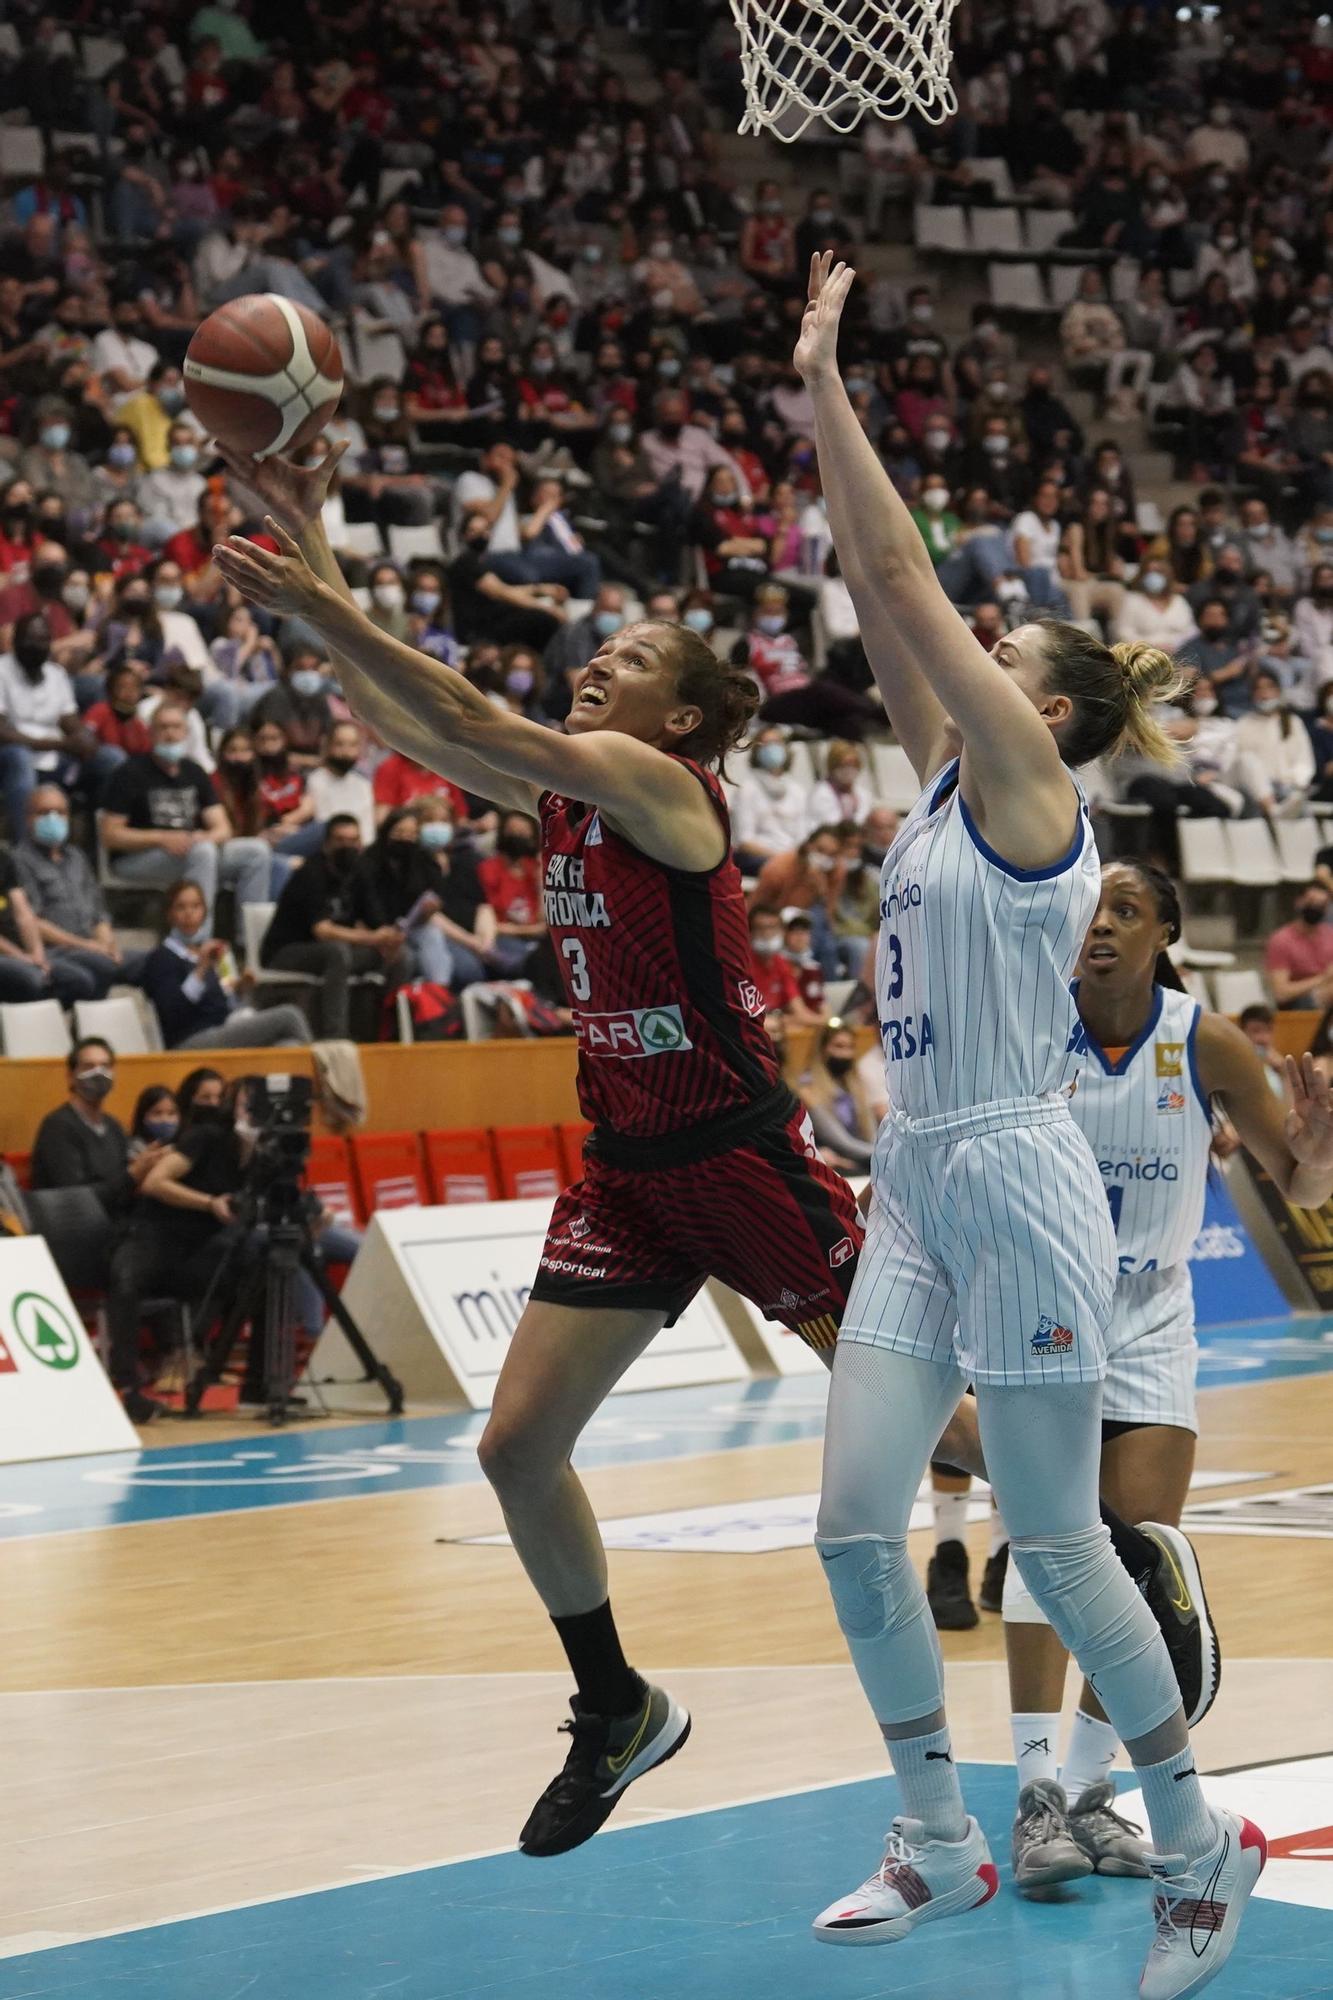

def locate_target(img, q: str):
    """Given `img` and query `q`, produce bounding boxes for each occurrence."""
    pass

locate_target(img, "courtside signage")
[310,1202,748,1410]
[0,1239,138,1463]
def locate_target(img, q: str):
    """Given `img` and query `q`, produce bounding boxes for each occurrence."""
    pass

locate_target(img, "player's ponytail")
[659,621,760,777]
[1039,620,1186,769]
[1120,859,1186,991]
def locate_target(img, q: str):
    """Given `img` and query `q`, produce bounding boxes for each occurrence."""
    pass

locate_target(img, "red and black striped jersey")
[538,761,780,1139]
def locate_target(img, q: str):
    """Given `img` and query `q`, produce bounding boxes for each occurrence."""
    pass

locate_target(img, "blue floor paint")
[2,1766,1325,2000]
[0,1314,1329,1545]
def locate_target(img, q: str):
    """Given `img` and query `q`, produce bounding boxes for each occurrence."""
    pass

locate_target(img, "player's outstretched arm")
[796,255,1074,862]
[1199,1019,1333,1209]
[213,521,724,872]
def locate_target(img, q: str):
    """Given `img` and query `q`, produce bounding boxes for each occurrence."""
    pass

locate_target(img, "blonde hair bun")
[1111,641,1187,707]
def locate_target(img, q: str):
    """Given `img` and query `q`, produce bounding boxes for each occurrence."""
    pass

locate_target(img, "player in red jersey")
[212,440,867,1858]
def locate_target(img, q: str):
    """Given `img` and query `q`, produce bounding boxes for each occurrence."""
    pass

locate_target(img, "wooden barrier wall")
[0,1016,1314,1159]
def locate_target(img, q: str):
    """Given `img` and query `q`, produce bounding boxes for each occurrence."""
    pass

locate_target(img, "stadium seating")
[423,1128,501,1204]
[493,1125,566,1200]
[305,1136,365,1229]
[350,1132,429,1215]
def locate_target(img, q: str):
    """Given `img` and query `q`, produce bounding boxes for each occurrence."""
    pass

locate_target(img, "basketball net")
[731,0,959,142]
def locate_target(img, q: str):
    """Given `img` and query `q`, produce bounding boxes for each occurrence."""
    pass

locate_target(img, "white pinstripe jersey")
[873,759,1101,1117]
[1068,984,1213,1277]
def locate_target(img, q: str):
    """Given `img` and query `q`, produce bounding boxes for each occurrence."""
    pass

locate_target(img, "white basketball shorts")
[841,1093,1116,1388]
[1102,1264,1199,1435]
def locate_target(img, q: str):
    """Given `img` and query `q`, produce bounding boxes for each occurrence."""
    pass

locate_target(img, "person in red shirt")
[0,541,75,647]
[782,909,828,1016]
[166,489,278,591]
[250,718,313,837]
[478,807,545,975]
[91,498,153,581]
[1264,882,1333,1009]
[747,903,822,1025]
[0,478,38,581]
[84,663,153,764]
[372,748,468,825]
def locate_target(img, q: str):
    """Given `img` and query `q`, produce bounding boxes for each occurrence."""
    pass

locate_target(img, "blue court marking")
[2,1765,1325,2000]
[0,1314,1330,1545]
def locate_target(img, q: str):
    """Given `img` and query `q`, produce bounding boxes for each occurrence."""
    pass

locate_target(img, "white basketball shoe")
[1139,1807,1267,2000]
[813,1815,999,1946]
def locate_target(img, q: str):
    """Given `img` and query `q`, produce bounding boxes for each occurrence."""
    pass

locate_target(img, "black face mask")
[222,758,255,787]
[825,1055,855,1079]
[258,752,287,772]
[1300,904,1327,926]
[33,564,66,597]
[4,504,31,530]
[187,1104,225,1126]
[658,421,682,440]
[325,755,358,776]
[15,641,48,675]
[326,848,358,876]
[386,842,413,867]
[498,833,538,858]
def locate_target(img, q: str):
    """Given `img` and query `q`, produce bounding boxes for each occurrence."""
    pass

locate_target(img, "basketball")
[183,293,344,459]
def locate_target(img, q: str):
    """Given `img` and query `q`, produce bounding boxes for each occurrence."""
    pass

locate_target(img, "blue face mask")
[107,442,137,469]
[154,738,188,765]
[290,669,325,697]
[172,923,210,947]
[593,610,623,638]
[684,606,714,635]
[755,613,786,636]
[158,388,186,414]
[33,810,68,847]
[41,425,71,451]
[755,743,787,772]
[419,821,453,850]
[143,1116,179,1144]
[170,444,198,471]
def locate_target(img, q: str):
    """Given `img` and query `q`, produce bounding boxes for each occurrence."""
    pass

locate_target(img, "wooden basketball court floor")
[0,1311,1330,2000]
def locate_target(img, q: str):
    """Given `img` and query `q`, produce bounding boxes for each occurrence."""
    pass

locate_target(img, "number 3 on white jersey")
[562,936,591,1001]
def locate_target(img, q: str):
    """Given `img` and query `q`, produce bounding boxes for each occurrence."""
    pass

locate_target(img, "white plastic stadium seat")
[823,979,857,1017]
[1022,208,1075,255]
[1211,969,1271,1016]
[387,524,443,565]
[348,312,406,386]
[1045,264,1083,311]
[1110,258,1142,305]
[1222,818,1280,888]
[73,995,156,1056]
[0,128,45,178]
[0,1000,72,1059]
[79,35,125,79]
[338,521,386,560]
[868,743,921,812]
[1176,818,1232,885]
[1180,970,1211,1006]
[783,740,817,791]
[1275,817,1319,885]
[242,902,316,990]
[988,263,1049,314]
[913,206,968,255]
[969,158,1015,201]
[969,207,1023,255]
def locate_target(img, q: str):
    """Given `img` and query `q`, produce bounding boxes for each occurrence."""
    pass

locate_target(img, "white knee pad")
[815,1532,945,1724]
[1000,1546,1049,1627]
[1010,1524,1180,1740]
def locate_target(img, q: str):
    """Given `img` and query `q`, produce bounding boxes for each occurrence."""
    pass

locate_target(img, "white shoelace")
[873,1825,925,1884]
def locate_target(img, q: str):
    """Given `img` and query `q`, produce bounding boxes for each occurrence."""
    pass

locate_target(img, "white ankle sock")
[932,1488,970,1549]
[1137,1744,1216,1864]
[884,1725,969,1842]
[1062,1710,1121,1805]
[988,1507,1009,1557]
[1012,1712,1061,1795]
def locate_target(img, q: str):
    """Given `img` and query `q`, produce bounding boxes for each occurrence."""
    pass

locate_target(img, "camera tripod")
[184,1210,404,1427]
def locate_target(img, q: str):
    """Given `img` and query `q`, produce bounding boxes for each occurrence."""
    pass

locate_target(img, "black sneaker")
[122,1389,165,1423]
[926,1539,979,1631]
[519,1684,691,1857]
[1137,1522,1220,1727]
[979,1542,1009,1614]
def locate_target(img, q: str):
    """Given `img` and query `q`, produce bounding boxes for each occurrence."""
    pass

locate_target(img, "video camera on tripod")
[185,1073,404,1426]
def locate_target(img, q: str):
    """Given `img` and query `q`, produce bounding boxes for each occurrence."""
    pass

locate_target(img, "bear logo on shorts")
[1031,1315,1075,1356]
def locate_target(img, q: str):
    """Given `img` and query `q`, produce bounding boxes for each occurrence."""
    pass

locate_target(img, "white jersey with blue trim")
[873,759,1101,1118]
[1068,983,1213,1276]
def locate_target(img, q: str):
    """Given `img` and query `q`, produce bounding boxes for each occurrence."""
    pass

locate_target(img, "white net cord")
[730,0,959,142]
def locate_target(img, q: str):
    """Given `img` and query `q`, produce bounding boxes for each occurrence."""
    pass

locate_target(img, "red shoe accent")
[974,1862,1000,1905]
[1239,1819,1268,1870]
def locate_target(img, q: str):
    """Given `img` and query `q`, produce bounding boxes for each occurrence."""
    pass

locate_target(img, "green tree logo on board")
[639,1009,686,1051]
[12,1291,80,1370]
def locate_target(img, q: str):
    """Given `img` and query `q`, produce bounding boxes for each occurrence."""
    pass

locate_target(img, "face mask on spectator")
[608,422,632,445]
[170,444,199,471]
[925,428,951,452]
[373,401,399,424]
[911,302,933,323]
[684,606,713,635]
[373,583,404,611]
[221,755,255,787]
[1247,521,1270,539]
[807,851,836,873]
[33,564,66,597]
[762,199,783,216]
[154,737,188,764]
[1193,693,1218,716]
[657,357,681,379]
[155,584,183,610]
[582,242,603,263]
[143,1115,179,1143]
[649,239,672,260]
[110,517,137,541]
[844,373,871,396]
[983,434,1008,457]
[499,828,538,858]
[811,206,834,228]
[15,639,48,674]
[419,821,453,850]
[751,933,781,956]
[107,442,137,469]
[443,224,467,247]
[34,810,68,847]
[40,424,70,451]
[291,668,325,697]
[411,589,441,616]
[755,742,786,772]
[755,612,785,635]
[1300,900,1328,925]
[62,581,89,612]
[1252,695,1282,713]
[74,1066,114,1104]
[497,225,521,247]
[172,920,210,947]
[505,667,536,696]
[592,609,624,639]
[1140,571,1168,596]
[922,485,948,512]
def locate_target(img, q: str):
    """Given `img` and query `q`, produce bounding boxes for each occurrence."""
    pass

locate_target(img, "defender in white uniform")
[1002,861,1333,1894]
[799,254,1273,1999]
